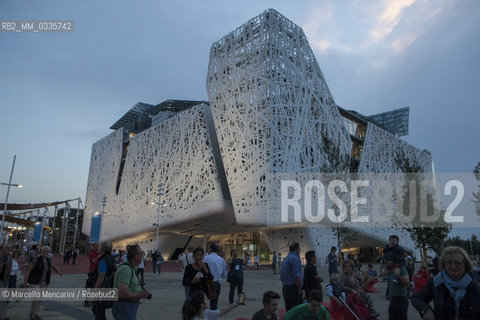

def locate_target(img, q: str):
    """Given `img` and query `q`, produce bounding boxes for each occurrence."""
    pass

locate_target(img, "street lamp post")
[153,183,164,252]
[61,203,70,253]
[1,155,23,242]
[101,196,107,216]
[89,196,107,244]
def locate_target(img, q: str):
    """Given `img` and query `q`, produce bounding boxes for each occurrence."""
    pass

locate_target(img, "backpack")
[100,255,117,308]
[152,252,158,261]
[87,254,117,309]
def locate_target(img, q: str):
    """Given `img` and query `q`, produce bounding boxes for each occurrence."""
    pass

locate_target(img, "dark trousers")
[272,263,277,274]
[152,261,157,273]
[8,275,16,288]
[209,282,222,310]
[388,297,408,320]
[282,285,302,311]
[229,278,243,304]
[406,267,414,281]
[92,301,106,320]
[137,268,144,283]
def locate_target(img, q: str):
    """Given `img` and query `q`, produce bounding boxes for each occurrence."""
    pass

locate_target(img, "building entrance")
[210,231,271,264]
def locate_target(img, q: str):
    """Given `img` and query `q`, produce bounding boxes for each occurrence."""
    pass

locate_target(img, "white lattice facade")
[83,104,231,245]
[84,9,432,257]
[206,10,351,225]
[359,123,432,173]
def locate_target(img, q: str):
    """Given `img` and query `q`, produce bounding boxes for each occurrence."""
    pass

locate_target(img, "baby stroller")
[340,293,378,320]
[326,288,378,320]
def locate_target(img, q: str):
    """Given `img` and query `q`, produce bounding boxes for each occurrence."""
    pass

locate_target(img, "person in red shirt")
[88,243,100,272]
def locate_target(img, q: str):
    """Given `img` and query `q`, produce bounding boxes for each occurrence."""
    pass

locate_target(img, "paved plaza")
[3,261,423,320]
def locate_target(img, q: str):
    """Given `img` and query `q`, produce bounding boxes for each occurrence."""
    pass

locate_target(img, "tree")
[394,150,451,267]
[319,136,355,261]
[444,234,480,256]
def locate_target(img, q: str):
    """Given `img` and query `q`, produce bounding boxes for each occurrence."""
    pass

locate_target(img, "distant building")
[83,9,431,262]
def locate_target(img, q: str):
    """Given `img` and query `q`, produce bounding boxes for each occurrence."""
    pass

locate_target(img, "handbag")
[206,279,217,300]
[227,270,232,283]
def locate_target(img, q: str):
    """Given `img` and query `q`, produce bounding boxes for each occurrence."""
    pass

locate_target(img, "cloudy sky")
[1,1,479,224]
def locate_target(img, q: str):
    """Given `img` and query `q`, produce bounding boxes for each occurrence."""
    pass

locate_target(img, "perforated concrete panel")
[206,9,352,225]
[84,104,228,241]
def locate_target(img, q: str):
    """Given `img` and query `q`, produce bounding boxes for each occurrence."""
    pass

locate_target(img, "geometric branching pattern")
[358,123,432,173]
[83,129,123,236]
[84,104,227,240]
[84,9,432,257]
[207,9,351,225]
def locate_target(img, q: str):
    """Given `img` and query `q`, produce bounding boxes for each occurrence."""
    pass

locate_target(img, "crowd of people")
[62,247,79,265]
[0,235,480,320]
[0,242,63,320]
[84,237,480,320]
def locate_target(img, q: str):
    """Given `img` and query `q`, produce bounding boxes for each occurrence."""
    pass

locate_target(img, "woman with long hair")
[182,247,213,296]
[339,259,378,319]
[182,290,238,320]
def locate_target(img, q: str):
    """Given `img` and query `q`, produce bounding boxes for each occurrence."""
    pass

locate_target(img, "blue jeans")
[112,301,139,320]
[209,282,222,310]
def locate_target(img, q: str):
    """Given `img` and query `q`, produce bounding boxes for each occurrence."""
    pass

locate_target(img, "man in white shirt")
[203,243,227,310]
[177,247,194,299]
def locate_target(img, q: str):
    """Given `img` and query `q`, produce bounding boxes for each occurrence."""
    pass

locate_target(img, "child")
[383,235,405,282]
[326,273,346,304]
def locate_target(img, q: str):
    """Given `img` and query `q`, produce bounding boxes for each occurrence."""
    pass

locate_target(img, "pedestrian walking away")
[177,247,194,299]
[227,249,247,305]
[203,243,227,310]
[91,241,116,320]
[151,250,158,274]
[272,252,277,275]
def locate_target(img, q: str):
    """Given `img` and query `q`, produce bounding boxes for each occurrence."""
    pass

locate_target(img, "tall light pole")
[61,203,70,253]
[89,196,107,244]
[1,155,23,242]
[153,183,164,252]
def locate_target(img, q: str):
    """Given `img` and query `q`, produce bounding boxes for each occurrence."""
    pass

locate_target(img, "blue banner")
[89,214,102,243]
[33,222,42,243]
